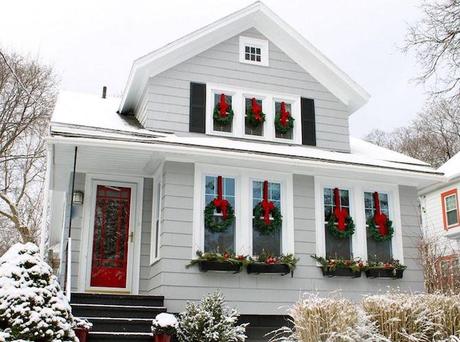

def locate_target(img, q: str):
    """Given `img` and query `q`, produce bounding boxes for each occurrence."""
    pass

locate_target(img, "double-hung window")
[442,189,459,229]
[364,192,392,262]
[252,180,282,256]
[323,188,352,259]
[204,175,236,252]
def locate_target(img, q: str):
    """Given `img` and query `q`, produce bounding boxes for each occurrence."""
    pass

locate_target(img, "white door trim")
[78,173,144,294]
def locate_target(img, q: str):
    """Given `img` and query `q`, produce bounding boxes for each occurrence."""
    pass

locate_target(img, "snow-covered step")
[71,293,164,307]
[89,331,152,342]
[72,303,167,318]
[82,317,153,333]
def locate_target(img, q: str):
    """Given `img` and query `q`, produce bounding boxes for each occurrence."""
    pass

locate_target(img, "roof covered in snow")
[50,91,440,179]
[438,151,460,180]
[119,1,369,114]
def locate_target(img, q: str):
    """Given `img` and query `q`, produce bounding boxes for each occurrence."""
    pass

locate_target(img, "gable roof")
[119,1,370,115]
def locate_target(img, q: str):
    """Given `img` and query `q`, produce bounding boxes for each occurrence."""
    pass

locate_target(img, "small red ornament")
[373,192,389,236]
[213,176,229,220]
[218,94,229,118]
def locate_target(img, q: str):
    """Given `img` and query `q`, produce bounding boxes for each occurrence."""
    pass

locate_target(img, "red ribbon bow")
[261,181,275,225]
[213,176,229,219]
[333,188,348,231]
[218,94,229,118]
[373,192,389,236]
[251,98,262,121]
[280,102,290,127]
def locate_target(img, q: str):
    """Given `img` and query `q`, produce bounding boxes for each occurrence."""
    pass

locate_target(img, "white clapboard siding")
[138,28,351,152]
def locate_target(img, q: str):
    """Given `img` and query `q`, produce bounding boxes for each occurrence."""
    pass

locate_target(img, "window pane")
[252,181,282,256]
[324,188,351,259]
[245,46,250,53]
[446,195,457,211]
[245,98,263,136]
[447,209,458,226]
[256,48,261,55]
[213,94,232,133]
[364,191,392,261]
[275,101,293,140]
[204,176,235,252]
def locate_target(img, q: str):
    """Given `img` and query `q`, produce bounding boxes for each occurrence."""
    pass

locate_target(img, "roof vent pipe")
[102,86,107,99]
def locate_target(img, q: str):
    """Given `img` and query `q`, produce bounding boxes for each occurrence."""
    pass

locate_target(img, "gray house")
[42,2,443,341]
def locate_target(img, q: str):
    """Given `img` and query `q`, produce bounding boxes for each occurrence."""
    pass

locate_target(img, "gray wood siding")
[139,28,351,152]
[69,172,85,291]
[147,162,424,315]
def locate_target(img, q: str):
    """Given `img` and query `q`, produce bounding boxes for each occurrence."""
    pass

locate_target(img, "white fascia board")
[119,2,369,114]
[47,135,443,187]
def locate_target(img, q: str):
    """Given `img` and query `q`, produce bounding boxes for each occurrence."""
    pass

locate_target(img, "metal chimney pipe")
[102,86,107,99]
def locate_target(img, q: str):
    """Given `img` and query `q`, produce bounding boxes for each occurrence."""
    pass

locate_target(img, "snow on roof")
[438,151,460,180]
[50,91,439,176]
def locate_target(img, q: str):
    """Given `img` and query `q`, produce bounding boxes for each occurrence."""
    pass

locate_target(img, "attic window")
[239,36,269,66]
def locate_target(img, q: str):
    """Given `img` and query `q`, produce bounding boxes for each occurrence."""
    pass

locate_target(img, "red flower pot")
[74,328,89,342]
[154,334,171,342]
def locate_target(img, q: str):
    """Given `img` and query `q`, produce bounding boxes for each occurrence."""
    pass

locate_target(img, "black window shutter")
[301,97,316,146]
[189,82,206,133]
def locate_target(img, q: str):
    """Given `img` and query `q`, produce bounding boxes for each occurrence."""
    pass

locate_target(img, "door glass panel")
[91,185,131,288]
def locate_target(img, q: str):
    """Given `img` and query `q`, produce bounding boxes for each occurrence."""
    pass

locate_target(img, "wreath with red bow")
[204,176,235,233]
[253,181,283,235]
[327,188,355,239]
[368,192,394,241]
[213,94,234,125]
[246,98,265,127]
[275,101,295,134]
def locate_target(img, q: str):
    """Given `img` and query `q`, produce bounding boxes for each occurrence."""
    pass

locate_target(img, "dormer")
[120,2,369,152]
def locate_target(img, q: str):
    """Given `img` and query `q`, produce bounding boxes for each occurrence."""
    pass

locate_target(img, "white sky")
[0,0,428,137]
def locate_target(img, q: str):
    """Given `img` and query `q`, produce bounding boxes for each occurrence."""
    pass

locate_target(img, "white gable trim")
[119,1,369,114]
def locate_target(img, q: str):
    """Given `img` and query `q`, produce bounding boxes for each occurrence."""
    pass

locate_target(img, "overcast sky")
[1,0,428,137]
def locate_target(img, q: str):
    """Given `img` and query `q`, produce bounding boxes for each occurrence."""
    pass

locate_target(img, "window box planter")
[198,260,242,273]
[365,268,404,279]
[247,263,291,276]
[74,328,89,342]
[321,267,361,278]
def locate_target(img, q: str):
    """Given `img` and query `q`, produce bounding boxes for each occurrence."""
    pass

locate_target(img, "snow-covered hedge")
[269,292,460,342]
[0,243,77,342]
[176,291,247,342]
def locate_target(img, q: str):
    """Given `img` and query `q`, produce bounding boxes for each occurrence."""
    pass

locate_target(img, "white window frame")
[150,167,163,264]
[206,83,302,144]
[239,36,269,67]
[314,176,404,263]
[192,164,294,257]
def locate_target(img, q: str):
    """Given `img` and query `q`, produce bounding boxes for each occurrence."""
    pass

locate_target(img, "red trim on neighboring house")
[441,188,460,230]
[435,254,460,290]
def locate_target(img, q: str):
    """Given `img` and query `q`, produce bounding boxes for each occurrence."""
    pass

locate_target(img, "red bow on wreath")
[280,102,290,127]
[373,192,389,236]
[251,98,262,122]
[333,188,348,231]
[261,181,275,225]
[213,176,229,219]
[218,94,229,118]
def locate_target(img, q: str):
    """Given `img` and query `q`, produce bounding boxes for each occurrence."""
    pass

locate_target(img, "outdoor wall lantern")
[72,191,84,205]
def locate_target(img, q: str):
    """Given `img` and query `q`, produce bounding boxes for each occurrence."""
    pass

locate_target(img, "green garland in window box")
[327,213,355,239]
[311,255,364,278]
[253,202,282,235]
[368,218,394,242]
[204,200,235,233]
[187,251,247,273]
[248,251,298,276]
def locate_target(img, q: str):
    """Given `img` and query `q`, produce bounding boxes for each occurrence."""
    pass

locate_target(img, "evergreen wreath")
[204,200,235,233]
[253,202,282,235]
[327,214,355,239]
[368,218,394,241]
[245,98,265,127]
[213,94,234,125]
[274,102,294,134]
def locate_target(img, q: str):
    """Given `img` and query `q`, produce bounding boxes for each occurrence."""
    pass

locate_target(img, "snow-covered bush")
[363,292,460,341]
[176,291,247,342]
[73,317,93,331]
[0,243,77,342]
[151,313,178,335]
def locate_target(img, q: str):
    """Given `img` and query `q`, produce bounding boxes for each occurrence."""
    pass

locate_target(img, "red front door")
[90,185,132,288]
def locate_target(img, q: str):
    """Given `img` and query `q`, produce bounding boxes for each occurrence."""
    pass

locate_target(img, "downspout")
[39,143,53,257]
[64,146,78,299]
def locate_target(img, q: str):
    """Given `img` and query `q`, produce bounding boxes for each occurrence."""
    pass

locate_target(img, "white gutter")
[47,135,444,184]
